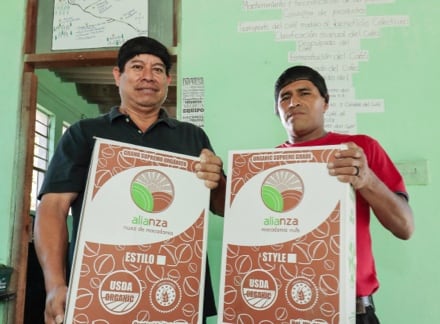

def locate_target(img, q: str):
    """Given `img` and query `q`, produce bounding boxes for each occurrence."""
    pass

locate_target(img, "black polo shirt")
[38,107,218,317]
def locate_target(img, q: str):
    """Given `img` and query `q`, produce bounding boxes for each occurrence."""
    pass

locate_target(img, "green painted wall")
[1,1,439,323]
[0,1,26,321]
[179,1,439,323]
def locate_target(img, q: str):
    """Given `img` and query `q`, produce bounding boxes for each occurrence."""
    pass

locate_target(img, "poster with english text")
[65,138,210,324]
[218,146,356,324]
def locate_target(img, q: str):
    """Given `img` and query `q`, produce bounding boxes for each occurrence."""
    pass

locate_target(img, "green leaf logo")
[131,182,154,212]
[261,169,304,212]
[130,169,174,213]
[261,185,284,212]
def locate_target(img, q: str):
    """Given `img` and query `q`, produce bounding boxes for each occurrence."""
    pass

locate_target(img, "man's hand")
[327,142,370,190]
[195,148,226,216]
[327,142,414,239]
[195,148,224,190]
[44,285,67,324]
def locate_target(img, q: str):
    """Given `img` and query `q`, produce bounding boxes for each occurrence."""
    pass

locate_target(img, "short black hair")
[117,36,172,75]
[274,65,329,114]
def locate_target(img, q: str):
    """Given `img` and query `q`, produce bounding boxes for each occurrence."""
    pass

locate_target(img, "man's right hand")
[44,285,68,324]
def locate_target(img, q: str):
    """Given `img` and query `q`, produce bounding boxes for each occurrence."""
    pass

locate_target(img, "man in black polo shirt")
[34,36,226,324]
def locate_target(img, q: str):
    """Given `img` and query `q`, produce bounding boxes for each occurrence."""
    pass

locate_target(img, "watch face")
[285,277,318,311]
[151,279,181,313]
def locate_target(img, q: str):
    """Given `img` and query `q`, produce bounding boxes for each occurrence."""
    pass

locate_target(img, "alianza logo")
[261,169,304,213]
[264,216,298,226]
[130,169,175,213]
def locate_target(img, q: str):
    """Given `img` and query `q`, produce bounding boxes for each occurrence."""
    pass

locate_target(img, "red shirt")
[278,132,408,296]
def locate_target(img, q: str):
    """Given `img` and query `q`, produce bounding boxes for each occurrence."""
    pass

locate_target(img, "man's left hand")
[195,148,224,190]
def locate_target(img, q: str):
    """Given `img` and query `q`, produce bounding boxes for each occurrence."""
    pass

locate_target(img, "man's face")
[113,53,171,112]
[276,79,328,142]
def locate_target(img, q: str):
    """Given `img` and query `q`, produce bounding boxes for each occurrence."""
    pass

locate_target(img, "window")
[30,109,51,211]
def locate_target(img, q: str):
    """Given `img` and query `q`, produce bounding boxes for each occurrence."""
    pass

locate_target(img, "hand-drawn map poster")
[52,0,149,50]
[64,138,210,324]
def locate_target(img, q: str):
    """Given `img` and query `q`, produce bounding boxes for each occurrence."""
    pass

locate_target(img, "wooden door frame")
[10,1,180,322]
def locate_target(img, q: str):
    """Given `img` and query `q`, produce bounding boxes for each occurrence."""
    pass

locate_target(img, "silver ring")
[354,166,360,176]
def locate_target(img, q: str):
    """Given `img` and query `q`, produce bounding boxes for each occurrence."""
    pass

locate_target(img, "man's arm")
[208,174,226,216]
[327,142,414,240]
[195,148,226,216]
[356,172,414,239]
[34,192,78,324]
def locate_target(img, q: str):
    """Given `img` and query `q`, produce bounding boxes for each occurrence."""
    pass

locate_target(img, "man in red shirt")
[274,65,414,323]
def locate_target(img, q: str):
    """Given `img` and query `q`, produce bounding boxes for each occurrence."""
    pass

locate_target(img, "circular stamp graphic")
[131,169,174,213]
[241,269,277,310]
[150,279,182,313]
[99,270,141,315]
[285,276,318,311]
[261,169,304,212]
